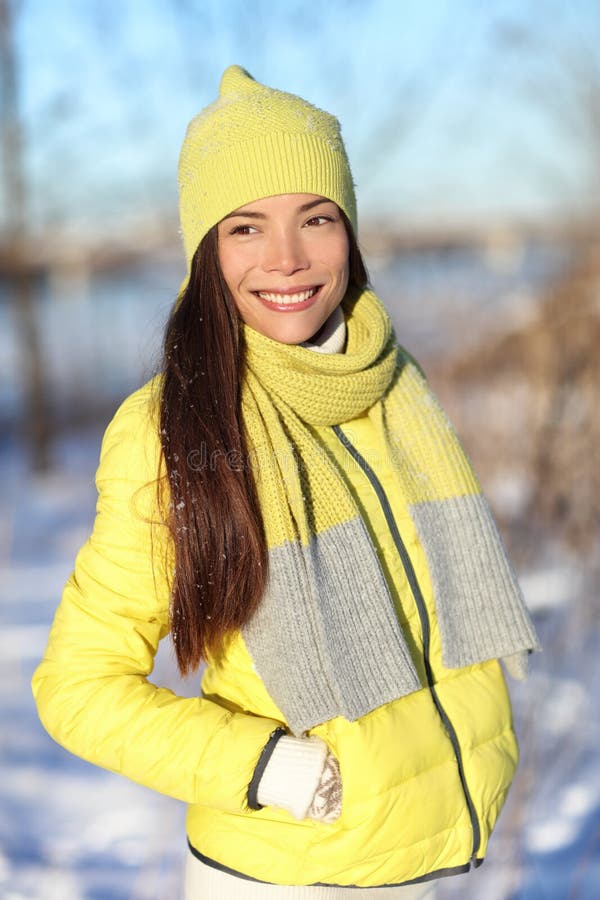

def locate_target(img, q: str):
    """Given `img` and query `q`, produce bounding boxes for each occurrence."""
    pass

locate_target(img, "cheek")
[217,246,236,291]
[330,235,350,282]
[333,249,350,288]
[218,245,259,298]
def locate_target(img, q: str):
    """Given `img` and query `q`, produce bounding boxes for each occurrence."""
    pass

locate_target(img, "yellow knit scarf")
[240,287,539,734]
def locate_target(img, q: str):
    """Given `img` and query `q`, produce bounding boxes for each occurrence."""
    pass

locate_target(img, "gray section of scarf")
[242,516,422,736]
[409,493,540,669]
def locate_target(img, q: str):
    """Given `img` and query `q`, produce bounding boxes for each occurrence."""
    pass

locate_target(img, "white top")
[184,852,439,899]
[301,305,346,354]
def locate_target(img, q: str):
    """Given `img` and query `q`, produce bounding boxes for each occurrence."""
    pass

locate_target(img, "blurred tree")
[499,3,600,558]
[430,228,600,567]
[494,2,600,217]
[0,0,50,470]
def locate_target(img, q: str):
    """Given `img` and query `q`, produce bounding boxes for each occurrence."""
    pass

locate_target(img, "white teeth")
[257,288,317,305]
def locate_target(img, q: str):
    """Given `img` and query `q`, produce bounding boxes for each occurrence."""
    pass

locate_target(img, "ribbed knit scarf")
[240,287,539,735]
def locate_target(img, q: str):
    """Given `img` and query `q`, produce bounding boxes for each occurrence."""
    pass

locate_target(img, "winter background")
[1,2,599,898]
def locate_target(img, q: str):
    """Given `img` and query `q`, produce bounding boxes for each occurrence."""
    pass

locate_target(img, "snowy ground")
[2,425,598,898]
[0,428,194,900]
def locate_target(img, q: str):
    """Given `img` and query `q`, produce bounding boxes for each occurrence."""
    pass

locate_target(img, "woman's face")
[217,193,350,344]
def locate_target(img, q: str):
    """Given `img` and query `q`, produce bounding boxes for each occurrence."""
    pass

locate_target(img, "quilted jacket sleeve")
[31,382,283,810]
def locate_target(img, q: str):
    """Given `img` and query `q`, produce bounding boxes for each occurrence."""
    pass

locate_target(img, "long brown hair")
[160,214,368,675]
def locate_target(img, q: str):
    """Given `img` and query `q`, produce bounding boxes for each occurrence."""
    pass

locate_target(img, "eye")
[304,215,335,227]
[229,223,258,236]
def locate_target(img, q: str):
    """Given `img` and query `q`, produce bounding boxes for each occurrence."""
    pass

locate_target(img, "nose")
[261,229,309,275]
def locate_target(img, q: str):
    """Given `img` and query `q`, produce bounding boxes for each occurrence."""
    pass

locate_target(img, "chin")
[253,317,328,345]
[266,331,311,345]
[274,326,323,345]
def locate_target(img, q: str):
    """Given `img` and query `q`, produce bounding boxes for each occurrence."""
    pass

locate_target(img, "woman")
[32,66,539,898]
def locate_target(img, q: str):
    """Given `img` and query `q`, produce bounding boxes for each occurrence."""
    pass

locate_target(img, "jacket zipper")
[332,424,481,861]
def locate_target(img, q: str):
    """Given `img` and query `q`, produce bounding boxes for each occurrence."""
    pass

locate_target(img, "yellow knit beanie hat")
[177,65,357,273]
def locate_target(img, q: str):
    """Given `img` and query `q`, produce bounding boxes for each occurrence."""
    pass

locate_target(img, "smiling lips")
[254,286,321,311]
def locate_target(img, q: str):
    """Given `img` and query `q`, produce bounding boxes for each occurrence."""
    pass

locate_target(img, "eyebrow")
[222,197,335,220]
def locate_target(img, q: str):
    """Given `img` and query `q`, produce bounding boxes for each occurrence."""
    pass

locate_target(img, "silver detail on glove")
[308,751,342,823]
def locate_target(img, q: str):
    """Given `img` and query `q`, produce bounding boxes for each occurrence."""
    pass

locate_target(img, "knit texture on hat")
[178,65,357,272]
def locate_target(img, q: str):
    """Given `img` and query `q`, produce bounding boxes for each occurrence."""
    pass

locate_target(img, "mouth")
[253,286,322,311]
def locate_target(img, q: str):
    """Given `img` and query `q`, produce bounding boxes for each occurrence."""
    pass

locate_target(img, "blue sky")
[7,0,599,236]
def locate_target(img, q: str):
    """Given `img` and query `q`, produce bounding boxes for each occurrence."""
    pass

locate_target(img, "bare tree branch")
[0,0,51,470]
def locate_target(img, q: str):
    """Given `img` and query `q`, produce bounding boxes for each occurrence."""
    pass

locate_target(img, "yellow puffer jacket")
[32,377,518,888]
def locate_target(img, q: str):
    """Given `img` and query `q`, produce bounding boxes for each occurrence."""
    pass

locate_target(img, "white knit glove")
[256,735,342,823]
